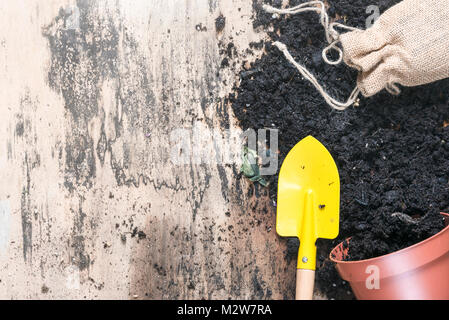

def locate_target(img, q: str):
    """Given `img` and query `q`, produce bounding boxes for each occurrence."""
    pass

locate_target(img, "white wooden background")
[0,0,308,299]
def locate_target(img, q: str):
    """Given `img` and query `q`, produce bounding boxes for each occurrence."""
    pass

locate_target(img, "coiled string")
[263,1,361,110]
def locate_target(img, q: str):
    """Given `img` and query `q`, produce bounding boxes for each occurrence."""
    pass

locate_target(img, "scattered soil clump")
[215,14,226,33]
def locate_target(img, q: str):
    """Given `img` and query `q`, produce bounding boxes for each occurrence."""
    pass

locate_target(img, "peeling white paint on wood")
[0,0,302,299]
[0,200,11,256]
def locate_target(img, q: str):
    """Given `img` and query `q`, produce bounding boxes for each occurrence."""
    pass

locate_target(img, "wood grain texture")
[0,0,304,299]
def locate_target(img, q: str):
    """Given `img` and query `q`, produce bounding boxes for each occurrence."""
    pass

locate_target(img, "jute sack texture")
[340,0,449,97]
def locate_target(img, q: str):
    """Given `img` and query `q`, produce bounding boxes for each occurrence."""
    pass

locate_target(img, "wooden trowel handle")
[296,269,315,300]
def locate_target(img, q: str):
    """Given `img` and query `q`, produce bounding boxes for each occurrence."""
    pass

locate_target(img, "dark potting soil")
[227,0,449,299]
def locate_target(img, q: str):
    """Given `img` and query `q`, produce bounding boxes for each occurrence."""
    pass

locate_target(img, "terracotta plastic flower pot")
[330,213,449,300]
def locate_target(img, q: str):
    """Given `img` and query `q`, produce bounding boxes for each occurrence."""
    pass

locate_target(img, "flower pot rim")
[329,212,449,265]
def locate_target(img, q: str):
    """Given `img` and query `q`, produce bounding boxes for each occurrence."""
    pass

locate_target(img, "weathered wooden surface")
[0,0,300,299]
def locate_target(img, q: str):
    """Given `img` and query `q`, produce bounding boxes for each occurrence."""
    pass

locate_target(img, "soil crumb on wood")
[229,0,449,299]
[215,14,226,33]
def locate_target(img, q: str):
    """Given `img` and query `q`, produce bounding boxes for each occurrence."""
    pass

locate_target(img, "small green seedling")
[240,147,268,187]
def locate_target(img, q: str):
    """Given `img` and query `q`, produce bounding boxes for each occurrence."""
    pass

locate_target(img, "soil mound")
[229,0,449,299]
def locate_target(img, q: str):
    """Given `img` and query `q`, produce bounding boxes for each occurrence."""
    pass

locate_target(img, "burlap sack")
[340,0,449,97]
[263,0,449,109]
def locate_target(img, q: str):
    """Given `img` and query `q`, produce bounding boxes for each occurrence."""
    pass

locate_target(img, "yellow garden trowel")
[277,136,340,300]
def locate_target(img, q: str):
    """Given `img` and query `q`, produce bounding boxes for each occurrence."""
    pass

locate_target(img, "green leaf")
[240,147,268,187]
[258,177,268,187]
[241,153,256,177]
